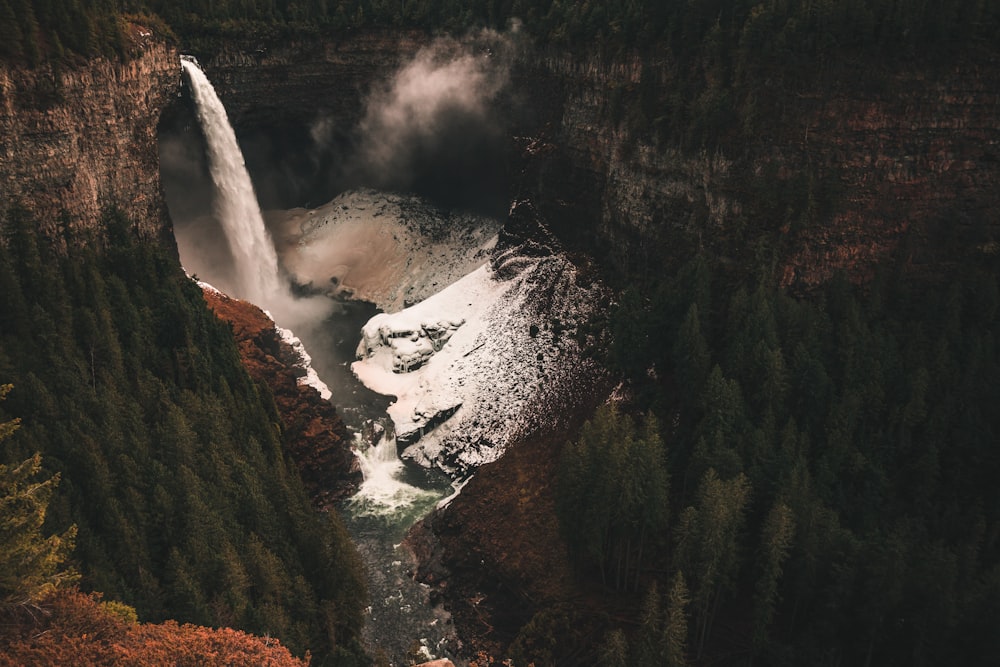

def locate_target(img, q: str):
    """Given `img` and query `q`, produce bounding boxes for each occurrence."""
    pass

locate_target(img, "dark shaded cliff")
[0,39,178,246]
[515,51,1000,289]
[189,33,427,210]
[186,36,1000,290]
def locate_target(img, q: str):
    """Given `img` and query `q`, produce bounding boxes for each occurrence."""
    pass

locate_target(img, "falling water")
[351,424,446,520]
[181,57,282,305]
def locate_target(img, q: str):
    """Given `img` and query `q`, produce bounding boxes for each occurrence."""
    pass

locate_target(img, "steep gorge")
[191,37,1000,292]
[5,25,1000,664]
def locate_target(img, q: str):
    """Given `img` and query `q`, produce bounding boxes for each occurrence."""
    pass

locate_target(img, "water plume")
[181,57,282,306]
[350,33,515,213]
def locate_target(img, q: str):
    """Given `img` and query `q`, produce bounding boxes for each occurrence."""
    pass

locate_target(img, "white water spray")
[352,428,443,518]
[181,57,281,305]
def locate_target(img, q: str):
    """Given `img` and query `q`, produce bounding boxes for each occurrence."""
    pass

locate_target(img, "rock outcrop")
[202,286,361,504]
[0,33,178,246]
[351,201,611,476]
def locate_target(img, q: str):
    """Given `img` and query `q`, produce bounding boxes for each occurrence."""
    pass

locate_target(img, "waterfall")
[181,57,281,305]
[352,425,442,517]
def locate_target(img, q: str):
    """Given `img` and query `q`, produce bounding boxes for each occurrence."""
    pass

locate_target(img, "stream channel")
[298,299,460,665]
[165,59,470,664]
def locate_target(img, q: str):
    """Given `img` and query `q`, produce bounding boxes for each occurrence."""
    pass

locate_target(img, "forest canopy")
[549,249,1000,665]
[0,206,369,665]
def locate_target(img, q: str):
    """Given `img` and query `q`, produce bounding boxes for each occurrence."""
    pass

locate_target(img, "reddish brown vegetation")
[202,288,361,504]
[408,424,603,659]
[0,589,307,667]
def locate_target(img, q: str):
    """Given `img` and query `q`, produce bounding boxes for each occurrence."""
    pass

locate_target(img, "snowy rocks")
[357,315,466,373]
[352,201,610,477]
[269,189,502,311]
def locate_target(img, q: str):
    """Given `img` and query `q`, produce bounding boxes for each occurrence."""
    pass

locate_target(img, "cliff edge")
[0,32,178,246]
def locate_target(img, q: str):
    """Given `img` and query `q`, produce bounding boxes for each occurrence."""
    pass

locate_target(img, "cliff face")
[518,52,1000,288]
[0,38,179,245]
[200,32,426,131]
[198,35,1000,288]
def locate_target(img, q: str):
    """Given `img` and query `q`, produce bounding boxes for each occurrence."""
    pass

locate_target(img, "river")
[294,300,461,665]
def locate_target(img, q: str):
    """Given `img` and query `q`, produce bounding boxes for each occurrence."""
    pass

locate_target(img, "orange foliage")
[0,589,308,667]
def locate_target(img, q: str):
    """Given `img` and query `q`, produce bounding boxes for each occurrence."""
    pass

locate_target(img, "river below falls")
[295,298,462,665]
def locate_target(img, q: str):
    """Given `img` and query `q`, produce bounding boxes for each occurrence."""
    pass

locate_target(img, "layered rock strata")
[518,52,1000,289]
[0,34,178,245]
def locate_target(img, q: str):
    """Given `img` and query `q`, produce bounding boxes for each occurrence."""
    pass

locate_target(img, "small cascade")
[181,57,282,305]
[351,421,443,519]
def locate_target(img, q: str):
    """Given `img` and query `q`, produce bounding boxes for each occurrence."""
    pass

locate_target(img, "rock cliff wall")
[192,35,1000,289]
[200,32,426,131]
[518,51,1000,288]
[0,38,179,246]
[202,286,361,504]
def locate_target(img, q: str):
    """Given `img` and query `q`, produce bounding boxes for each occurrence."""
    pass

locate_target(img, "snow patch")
[352,240,607,475]
[275,324,333,401]
[268,189,501,312]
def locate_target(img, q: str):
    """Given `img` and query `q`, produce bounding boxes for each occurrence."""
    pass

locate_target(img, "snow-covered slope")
[268,189,502,312]
[352,201,609,475]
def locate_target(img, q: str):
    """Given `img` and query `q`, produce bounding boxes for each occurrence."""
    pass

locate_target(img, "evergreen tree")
[598,628,629,667]
[0,385,79,612]
[674,468,751,658]
[662,571,690,667]
[753,501,795,651]
[558,405,670,590]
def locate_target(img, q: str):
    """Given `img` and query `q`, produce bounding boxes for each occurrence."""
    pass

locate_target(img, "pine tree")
[633,582,662,666]
[598,628,629,667]
[753,501,795,652]
[0,384,79,611]
[662,571,690,667]
[673,303,711,401]
[674,468,751,658]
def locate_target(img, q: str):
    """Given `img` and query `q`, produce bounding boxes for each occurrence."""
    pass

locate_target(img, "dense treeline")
[0,0,139,65]
[552,250,1000,665]
[0,207,368,665]
[0,394,305,665]
[0,383,78,613]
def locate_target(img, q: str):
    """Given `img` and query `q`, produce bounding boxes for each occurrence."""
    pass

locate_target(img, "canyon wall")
[517,51,1000,289]
[201,31,426,131]
[0,37,178,246]
[194,35,1000,289]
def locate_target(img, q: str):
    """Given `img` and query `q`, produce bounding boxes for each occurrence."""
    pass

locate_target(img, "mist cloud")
[351,33,516,213]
